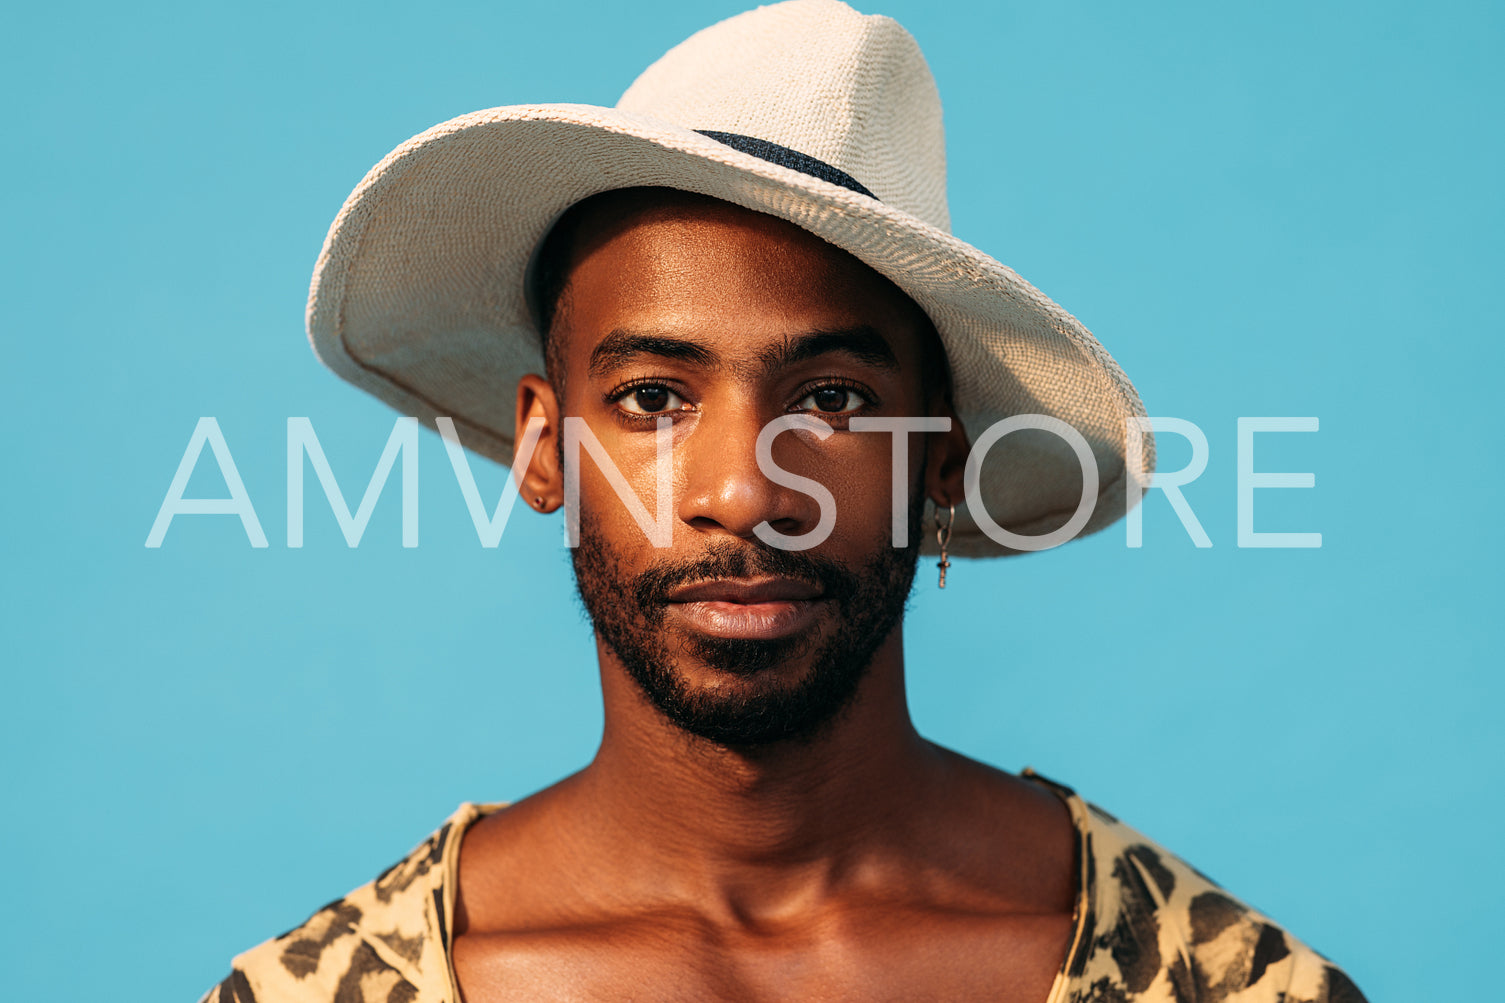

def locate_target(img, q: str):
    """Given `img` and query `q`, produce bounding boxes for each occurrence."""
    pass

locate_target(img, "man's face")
[526,192,957,746]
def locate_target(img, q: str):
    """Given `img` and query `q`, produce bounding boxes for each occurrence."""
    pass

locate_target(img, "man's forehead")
[566,192,870,294]
[559,193,919,336]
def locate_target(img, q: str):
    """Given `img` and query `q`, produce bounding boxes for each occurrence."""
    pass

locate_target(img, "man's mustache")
[631,541,860,611]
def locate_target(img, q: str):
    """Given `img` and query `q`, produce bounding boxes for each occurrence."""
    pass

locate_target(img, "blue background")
[4,1,1499,999]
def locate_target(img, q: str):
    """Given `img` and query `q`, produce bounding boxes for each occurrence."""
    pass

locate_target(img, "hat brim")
[307,103,1153,557]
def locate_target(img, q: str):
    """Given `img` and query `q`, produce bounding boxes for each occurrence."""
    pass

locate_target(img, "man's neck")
[569,629,959,922]
[453,634,1081,1003]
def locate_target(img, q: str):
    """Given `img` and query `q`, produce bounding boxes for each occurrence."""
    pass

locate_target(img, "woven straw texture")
[306,0,1153,557]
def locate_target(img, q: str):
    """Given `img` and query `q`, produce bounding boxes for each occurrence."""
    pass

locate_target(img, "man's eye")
[616,385,684,415]
[797,386,865,414]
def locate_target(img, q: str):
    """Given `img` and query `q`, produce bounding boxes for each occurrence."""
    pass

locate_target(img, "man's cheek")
[823,447,905,528]
[563,417,677,549]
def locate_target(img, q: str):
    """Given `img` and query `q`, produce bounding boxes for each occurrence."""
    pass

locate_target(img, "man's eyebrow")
[587,330,721,377]
[758,327,900,374]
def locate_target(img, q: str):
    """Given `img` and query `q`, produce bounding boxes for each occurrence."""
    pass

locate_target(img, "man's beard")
[571,504,924,748]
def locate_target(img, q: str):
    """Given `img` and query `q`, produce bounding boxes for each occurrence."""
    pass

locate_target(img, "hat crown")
[616,0,950,231]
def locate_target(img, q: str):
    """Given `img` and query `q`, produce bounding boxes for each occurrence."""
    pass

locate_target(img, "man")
[204,2,1364,1000]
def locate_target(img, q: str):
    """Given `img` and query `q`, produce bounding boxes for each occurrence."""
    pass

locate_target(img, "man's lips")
[664,577,826,641]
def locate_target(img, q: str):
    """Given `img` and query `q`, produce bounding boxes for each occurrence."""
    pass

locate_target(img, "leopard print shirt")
[200,777,1366,1003]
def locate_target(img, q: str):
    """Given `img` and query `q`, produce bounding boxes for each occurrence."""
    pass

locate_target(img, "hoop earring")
[935,502,954,589]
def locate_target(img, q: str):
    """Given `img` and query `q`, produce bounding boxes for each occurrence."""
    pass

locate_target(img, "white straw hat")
[306,0,1153,557]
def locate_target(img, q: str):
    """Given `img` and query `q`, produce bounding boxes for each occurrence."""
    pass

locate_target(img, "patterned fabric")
[200,778,1365,1002]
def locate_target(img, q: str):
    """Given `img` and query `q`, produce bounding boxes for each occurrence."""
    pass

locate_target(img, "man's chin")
[636,673,848,747]
[615,628,861,747]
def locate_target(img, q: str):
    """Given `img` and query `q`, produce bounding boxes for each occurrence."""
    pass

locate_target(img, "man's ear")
[515,373,562,512]
[924,404,969,510]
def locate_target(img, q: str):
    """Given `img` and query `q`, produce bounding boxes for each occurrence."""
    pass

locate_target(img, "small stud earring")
[533,496,545,509]
[936,502,954,589]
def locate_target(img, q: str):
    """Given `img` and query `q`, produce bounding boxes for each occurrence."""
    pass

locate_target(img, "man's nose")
[676,410,819,543]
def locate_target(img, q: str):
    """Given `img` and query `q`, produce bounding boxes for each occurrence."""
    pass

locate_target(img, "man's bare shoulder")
[198,805,484,1003]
